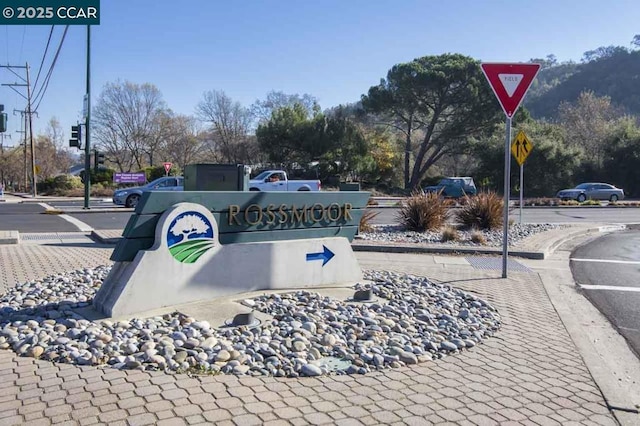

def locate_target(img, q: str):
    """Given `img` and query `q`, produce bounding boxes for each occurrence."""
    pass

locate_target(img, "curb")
[0,231,19,245]
[90,230,122,245]
[351,242,546,259]
[353,224,626,260]
[56,208,134,214]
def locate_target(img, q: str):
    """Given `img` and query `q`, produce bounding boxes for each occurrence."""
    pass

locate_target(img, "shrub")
[359,210,380,233]
[79,168,115,186]
[559,200,579,206]
[396,190,448,231]
[54,174,83,190]
[38,175,84,195]
[470,230,487,245]
[441,226,460,242]
[142,165,181,181]
[581,199,601,206]
[528,197,557,206]
[457,191,503,230]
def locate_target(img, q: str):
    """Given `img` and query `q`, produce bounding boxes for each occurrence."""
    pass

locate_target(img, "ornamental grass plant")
[440,225,460,242]
[359,209,380,233]
[396,190,448,231]
[457,191,503,230]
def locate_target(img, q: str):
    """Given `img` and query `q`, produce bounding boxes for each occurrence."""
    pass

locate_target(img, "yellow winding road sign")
[511,130,533,166]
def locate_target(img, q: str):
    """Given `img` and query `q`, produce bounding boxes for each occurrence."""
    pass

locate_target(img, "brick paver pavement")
[0,244,619,425]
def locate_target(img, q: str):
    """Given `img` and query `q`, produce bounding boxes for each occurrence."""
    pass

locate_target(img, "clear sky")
[0,0,638,143]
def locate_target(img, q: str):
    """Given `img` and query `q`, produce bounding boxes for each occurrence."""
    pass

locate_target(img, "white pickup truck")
[249,170,321,192]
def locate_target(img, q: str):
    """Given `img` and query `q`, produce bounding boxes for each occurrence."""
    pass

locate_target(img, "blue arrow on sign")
[306,245,335,266]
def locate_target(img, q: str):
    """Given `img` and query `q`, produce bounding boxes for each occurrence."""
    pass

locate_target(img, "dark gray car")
[556,182,625,202]
[113,176,184,208]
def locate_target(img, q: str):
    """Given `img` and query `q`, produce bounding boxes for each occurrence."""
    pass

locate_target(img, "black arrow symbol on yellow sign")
[515,138,530,160]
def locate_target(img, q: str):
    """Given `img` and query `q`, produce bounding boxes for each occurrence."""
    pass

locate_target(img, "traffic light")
[69,125,81,148]
[94,151,105,168]
[0,112,7,133]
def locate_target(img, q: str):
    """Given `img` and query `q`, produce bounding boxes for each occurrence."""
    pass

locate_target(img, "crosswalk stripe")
[570,258,640,265]
[579,284,640,292]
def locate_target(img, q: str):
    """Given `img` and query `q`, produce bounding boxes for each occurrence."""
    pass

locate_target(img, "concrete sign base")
[94,203,363,318]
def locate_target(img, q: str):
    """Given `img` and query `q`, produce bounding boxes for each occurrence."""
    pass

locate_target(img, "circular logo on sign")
[166,211,215,263]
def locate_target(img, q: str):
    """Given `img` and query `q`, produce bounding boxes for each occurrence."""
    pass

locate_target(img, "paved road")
[4,201,640,232]
[570,228,640,358]
[0,202,79,233]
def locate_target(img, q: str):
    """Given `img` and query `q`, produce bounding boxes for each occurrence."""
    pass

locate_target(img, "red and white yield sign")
[481,63,541,117]
[163,162,172,174]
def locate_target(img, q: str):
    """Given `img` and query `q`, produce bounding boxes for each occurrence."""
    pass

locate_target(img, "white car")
[249,170,321,192]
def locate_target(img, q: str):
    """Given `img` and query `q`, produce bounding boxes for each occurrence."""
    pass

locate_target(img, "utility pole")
[25,63,37,197]
[83,25,91,209]
[2,64,37,196]
[13,110,27,191]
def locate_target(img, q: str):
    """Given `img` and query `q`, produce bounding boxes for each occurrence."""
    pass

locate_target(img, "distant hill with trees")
[525,38,640,119]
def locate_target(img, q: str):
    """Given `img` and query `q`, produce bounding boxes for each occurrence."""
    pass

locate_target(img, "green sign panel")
[1,0,100,25]
[112,191,370,263]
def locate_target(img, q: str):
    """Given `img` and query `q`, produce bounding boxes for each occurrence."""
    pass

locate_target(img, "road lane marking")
[59,214,94,232]
[579,285,640,292]
[571,258,640,265]
[40,203,94,232]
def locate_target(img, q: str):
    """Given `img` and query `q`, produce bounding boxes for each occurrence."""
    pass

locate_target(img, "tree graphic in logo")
[167,212,215,263]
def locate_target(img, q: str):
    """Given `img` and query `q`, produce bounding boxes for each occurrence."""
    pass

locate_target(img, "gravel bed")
[0,266,500,377]
[359,223,562,246]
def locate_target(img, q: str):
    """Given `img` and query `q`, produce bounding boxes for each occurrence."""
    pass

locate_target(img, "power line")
[32,25,69,113]
[33,25,55,92]
[4,26,8,64]
[19,26,26,63]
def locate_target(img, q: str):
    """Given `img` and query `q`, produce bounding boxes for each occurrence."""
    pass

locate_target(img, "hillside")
[524,49,640,119]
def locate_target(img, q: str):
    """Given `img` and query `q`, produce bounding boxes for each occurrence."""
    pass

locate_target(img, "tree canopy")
[361,53,501,189]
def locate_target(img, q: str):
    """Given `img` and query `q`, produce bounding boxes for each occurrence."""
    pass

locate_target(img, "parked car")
[249,170,321,192]
[113,176,184,208]
[556,182,624,202]
[423,177,477,198]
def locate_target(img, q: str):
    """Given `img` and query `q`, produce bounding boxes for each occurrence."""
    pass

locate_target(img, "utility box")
[184,164,251,191]
[339,182,361,191]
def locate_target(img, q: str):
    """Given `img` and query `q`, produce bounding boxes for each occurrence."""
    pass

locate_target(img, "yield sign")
[163,162,172,174]
[511,130,533,166]
[481,63,541,117]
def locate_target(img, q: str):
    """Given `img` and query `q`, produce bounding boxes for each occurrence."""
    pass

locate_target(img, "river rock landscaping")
[359,223,561,246]
[0,266,501,377]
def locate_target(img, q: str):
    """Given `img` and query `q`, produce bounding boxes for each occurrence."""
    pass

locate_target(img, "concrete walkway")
[0,230,639,425]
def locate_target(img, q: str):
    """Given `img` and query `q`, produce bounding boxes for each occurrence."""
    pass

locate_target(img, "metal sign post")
[519,164,524,224]
[481,63,540,278]
[502,117,512,276]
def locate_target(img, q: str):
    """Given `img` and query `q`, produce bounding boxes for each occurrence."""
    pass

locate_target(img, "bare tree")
[0,146,24,190]
[93,81,166,171]
[196,90,255,163]
[558,91,622,166]
[44,118,73,175]
[251,91,319,125]
[158,114,205,171]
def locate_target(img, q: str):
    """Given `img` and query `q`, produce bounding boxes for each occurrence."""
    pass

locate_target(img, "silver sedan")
[556,182,625,202]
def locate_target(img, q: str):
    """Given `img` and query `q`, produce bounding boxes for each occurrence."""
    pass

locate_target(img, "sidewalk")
[0,231,638,425]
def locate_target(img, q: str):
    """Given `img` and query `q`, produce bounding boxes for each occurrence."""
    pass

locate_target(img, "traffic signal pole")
[83,25,91,209]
